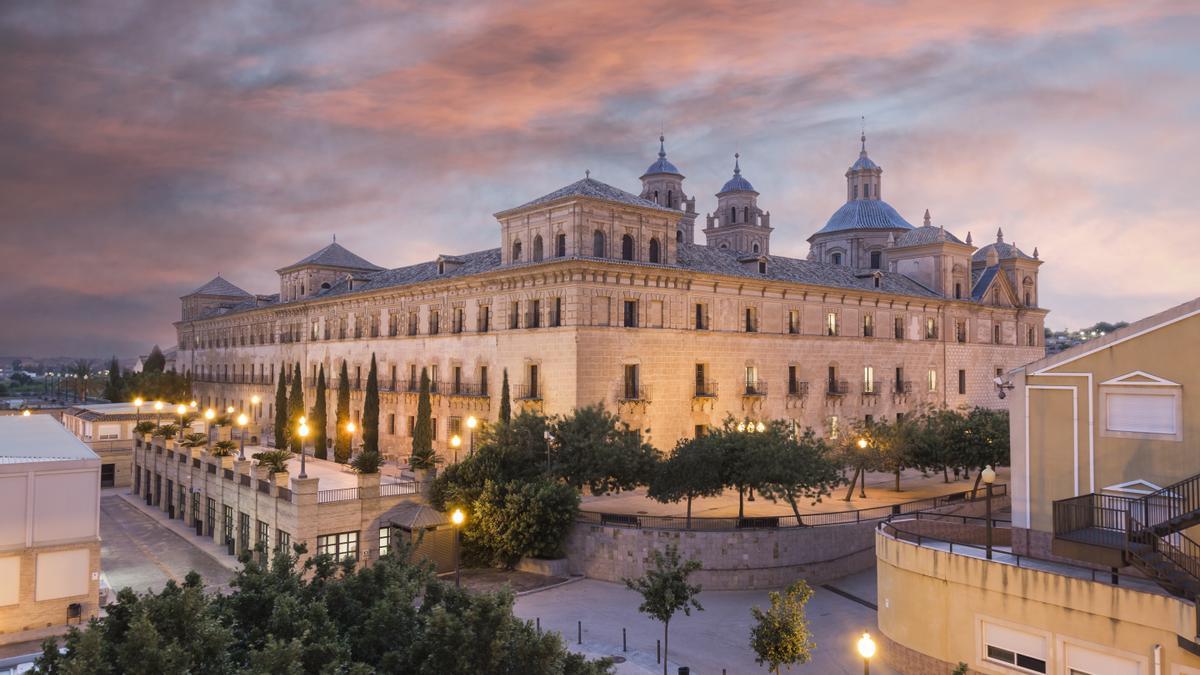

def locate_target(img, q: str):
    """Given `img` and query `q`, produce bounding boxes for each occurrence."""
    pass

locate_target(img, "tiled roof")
[280,242,383,272]
[186,275,252,298]
[972,242,1034,262]
[971,266,999,301]
[676,243,940,298]
[495,177,675,217]
[318,248,502,298]
[811,198,915,238]
[894,225,966,247]
[642,136,682,177]
[849,152,879,171]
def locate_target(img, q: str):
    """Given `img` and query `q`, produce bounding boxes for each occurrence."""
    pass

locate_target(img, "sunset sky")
[1,0,1197,358]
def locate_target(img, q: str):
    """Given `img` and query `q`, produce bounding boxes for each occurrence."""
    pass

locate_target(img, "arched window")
[1024,291,1031,306]
[954,282,962,299]
[743,206,749,222]
[831,252,842,265]
[654,190,659,203]
[666,190,673,208]
[556,233,567,257]
[864,184,870,198]
[870,251,881,269]
[730,206,736,223]
[512,240,522,262]
[321,282,331,290]
[649,238,660,263]
[752,242,760,254]
[532,235,544,262]
[719,243,729,250]
[621,234,635,261]
[676,230,683,243]
[593,230,606,257]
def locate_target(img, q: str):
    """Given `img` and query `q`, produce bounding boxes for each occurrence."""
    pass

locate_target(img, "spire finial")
[1033,246,1039,259]
[923,209,931,227]
[333,233,336,243]
[996,227,1004,243]
[860,116,867,155]
[966,231,973,246]
[585,169,590,179]
[734,152,741,174]
[658,134,666,159]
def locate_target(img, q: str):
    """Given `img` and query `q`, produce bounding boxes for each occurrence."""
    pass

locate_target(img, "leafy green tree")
[335,361,351,463]
[961,407,1010,496]
[548,405,659,495]
[287,363,304,454]
[312,364,328,460]
[468,478,579,567]
[749,580,816,674]
[143,346,166,373]
[702,418,761,518]
[429,411,548,511]
[362,354,380,454]
[102,356,124,401]
[499,368,511,423]
[122,371,191,405]
[410,368,436,470]
[752,423,842,523]
[623,545,703,675]
[648,434,725,527]
[273,363,288,450]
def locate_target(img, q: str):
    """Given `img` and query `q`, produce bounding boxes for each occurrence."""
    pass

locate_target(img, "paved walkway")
[580,466,1009,519]
[101,492,236,594]
[513,570,896,674]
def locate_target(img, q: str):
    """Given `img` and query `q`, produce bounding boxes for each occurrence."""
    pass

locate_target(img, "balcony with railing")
[512,384,542,401]
[786,380,809,398]
[893,380,913,395]
[619,385,648,402]
[826,379,850,396]
[742,380,767,397]
[861,380,880,396]
[693,381,718,398]
[445,381,489,398]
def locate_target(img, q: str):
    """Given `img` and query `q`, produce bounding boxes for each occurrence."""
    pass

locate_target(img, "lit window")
[317,532,359,561]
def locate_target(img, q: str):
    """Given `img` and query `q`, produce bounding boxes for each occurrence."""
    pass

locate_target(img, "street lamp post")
[134,398,144,428]
[857,632,876,675]
[451,508,465,588]
[466,416,477,455]
[251,395,261,422]
[982,464,997,560]
[204,409,215,450]
[450,435,461,464]
[346,421,357,456]
[176,404,187,441]
[154,401,164,427]
[297,421,309,479]
[543,430,553,470]
[237,414,249,460]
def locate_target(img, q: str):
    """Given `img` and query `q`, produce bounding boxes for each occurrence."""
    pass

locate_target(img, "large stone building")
[174,135,1048,457]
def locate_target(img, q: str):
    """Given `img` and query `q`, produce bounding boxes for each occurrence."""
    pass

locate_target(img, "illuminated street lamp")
[857,632,876,675]
[154,400,164,426]
[237,414,249,459]
[346,421,357,454]
[133,397,144,427]
[982,464,997,560]
[297,421,309,478]
[21,409,31,417]
[857,437,868,450]
[176,404,187,441]
[451,508,466,588]
[450,435,462,464]
[466,416,478,455]
[251,394,261,420]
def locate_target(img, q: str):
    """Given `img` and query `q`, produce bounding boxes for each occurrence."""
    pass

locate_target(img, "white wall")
[34,548,89,601]
[33,471,99,544]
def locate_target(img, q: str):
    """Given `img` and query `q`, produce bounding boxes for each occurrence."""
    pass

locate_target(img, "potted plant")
[352,450,383,497]
[210,440,237,457]
[253,449,293,475]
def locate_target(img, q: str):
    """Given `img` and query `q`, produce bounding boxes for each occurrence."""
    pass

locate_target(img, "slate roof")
[387,502,450,531]
[849,151,879,171]
[186,275,252,298]
[316,248,502,299]
[971,266,1000,301]
[894,225,966,247]
[676,243,939,298]
[718,156,756,194]
[811,199,915,238]
[279,242,383,272]
[972,241,1034,262]
[495,177,675,217]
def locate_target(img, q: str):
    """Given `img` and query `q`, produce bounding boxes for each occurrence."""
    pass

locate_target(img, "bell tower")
[639,135,698,244]
[704,154,772,254]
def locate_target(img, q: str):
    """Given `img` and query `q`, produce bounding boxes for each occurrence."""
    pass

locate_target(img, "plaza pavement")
[514,570,897,674]
[580,466,1010,519]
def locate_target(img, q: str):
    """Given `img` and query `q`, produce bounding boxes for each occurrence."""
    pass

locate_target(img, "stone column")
[291,476,320,565]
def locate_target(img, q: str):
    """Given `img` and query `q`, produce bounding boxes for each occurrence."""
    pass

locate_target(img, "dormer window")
[758,261,767,274]
[512,240,522,262]
[438,262,445,275]
[321,282,331,290]
[873,273,881,288]
[870,251,881,269]
[831,252,842,265]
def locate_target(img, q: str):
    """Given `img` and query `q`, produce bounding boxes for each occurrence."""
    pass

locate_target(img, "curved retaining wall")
[565,496,1008,590]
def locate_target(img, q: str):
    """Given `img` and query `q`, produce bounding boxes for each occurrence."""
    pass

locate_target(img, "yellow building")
[877,296,1200,674]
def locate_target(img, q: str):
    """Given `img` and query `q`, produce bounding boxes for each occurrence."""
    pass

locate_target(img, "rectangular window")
[623,364,640,400]
[205,497,215,536]
[894,316,905,339]
[928,369,938,392]
[994,323,1002,344]
[408,364,417,391]
[869,250,881,269]
[452,365,462,394]
[695,303,708,330]
[829,415,840,439]
[956,320,967,343]
[276,530,290,554]
[624,300,638,328]
[825,312,838,336]
[958,369,966,395]
[510,301,520,329]
[429,365,439,393]
[788,310,800,334]
[788,366,799,395]
[530,299,541,328]
[408,312,418,336]
[239,512,251,554]
[862,313,874,337]
[863,366,875,393]
[431,417,438,440]
[479,366,489,396]
[449,416,462,441]
[317,531,359,561]
[745,307,758,333]
[430,310,440,335]
[223,505,234,545]
[379,527,392,557]
[257,520,270,557]
[388,413,396,435]
[453,307,464,333]
[695,364,708,396]
[744,366,758,394]
[551,298,562,327]
[479,305,491,333]
[925,317,938,340]
[983,623,1048,674]
[1106,393,1178,435]
[407,416,416,436]
[528,364,539,399]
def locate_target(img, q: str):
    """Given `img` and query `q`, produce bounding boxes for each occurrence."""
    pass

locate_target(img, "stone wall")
[888,518,1011,547]
[566,497,1006,590]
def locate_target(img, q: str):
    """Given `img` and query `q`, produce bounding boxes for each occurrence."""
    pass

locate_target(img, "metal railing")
[786,381,809,397]
[317,487,359,503]
[742,380,768,397]
[1052,493,1138,536]
[578,484,1007,531]
[257,479,272,494]
[1127,511,1200,587]
[619,386,648,402]
[512,384,542,401]
[380,482,421,497]
[893,381,913,395]
[694,382,718,398]
[826,380,849,396]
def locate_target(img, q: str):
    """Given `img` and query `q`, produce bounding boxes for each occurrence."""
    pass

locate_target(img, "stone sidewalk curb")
[515,574,586,597]
[114,491,241,573]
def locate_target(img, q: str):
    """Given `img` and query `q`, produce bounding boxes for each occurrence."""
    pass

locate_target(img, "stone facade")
[171,137,1048,458]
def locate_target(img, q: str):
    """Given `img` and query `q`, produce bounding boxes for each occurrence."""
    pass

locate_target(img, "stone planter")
[357,472,381,499]
[273,471,290,490]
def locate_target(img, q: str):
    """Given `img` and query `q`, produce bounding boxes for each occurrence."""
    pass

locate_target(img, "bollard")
[577,620,581,645]
[657,639,661,664]
[622,627,627,652]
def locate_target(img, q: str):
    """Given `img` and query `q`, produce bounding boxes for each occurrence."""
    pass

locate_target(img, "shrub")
[467,478,579,567]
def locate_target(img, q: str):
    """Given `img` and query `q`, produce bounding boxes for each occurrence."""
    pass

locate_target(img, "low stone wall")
[566,496,1009,590]
[888,518,1011,548]
[879,631,980,675]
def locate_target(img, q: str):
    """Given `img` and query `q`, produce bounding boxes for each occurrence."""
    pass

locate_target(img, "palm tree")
[180,433,208,449]
[253,449,294,474]
[134,421,157,436]
[351,450,383,474]
[154,423,179,438]
[211,440,237,457]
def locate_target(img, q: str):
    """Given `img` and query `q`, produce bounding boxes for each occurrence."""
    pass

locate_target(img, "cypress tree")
[334,360,351,463]
[313,365,328,460]
[411,367,433,467]
[102,356,123,402]
[362,353,380,454]
[499,368,511,424]
[273,363,288,449]
[287,363,304,454]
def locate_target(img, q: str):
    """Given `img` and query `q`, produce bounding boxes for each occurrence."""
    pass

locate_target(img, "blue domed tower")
[807,132,913,269]
[703,154,773,254]
[639,135,698,244]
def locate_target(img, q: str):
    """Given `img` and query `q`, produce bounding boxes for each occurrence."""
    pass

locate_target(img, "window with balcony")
[452,365,463,395]
[429,365,439,394]
[788,366,802,396]
[527,364,540,399]
[744,366,763,396]
[863,366,876,394]
[694,364,715,397]
[479,366,489,396]
[622,364,640,400]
